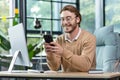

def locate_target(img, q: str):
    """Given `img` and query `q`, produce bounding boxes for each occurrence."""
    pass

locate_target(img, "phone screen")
[43,34,53,43]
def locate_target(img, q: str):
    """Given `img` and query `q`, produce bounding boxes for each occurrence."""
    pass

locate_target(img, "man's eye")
[61,18,64,21]
[66,18,70,20]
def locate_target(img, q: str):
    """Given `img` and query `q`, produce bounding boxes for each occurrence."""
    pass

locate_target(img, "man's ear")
[76,17,80,24]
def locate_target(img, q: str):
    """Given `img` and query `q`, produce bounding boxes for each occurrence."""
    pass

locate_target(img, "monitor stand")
[7,50,42,73]
[8,50,27,73]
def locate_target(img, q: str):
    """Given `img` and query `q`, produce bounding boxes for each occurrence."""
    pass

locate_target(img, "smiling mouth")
[64,27,70,31]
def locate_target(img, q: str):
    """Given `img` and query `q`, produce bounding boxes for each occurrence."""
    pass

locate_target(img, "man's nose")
[62,19,68,25]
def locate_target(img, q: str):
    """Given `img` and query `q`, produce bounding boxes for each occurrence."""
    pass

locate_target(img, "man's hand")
[50,42,63,56]
[44,43,53,54]
[44,42,63,56]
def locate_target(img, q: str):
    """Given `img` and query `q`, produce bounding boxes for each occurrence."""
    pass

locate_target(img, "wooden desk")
[0,71,119,80]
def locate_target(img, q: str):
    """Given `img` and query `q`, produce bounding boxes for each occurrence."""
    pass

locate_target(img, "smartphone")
[43,34,53,43]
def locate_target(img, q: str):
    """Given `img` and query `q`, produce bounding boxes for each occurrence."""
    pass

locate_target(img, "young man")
[44,5,96,72]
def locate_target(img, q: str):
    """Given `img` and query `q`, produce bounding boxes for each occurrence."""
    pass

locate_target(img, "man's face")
[60,11,79,33]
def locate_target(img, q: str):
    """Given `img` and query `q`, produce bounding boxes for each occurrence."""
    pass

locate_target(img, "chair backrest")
[94,25,120,72]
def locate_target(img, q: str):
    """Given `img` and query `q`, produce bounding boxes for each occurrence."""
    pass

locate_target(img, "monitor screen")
[8,23,32,71]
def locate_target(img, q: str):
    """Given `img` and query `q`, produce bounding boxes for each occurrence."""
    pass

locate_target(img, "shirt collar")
[65,28,81,42]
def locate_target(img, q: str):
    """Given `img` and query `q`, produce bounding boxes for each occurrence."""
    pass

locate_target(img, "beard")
[62,23,77,33]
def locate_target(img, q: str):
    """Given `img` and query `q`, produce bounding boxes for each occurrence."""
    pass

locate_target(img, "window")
[105,0,120,26]
[26,0,77,49]
[0,0,10,53]
[26,0,77,33]
[0,0,10,35]
[79,0,95,33]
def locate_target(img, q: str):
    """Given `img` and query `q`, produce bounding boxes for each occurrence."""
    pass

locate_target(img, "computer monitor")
[8,23,32,72]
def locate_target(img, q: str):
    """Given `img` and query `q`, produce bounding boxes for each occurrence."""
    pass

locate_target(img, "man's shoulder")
[81,29,96,40]
[81,29,95,38]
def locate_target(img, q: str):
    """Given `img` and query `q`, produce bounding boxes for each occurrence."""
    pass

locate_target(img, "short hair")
[60,5,82,26]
